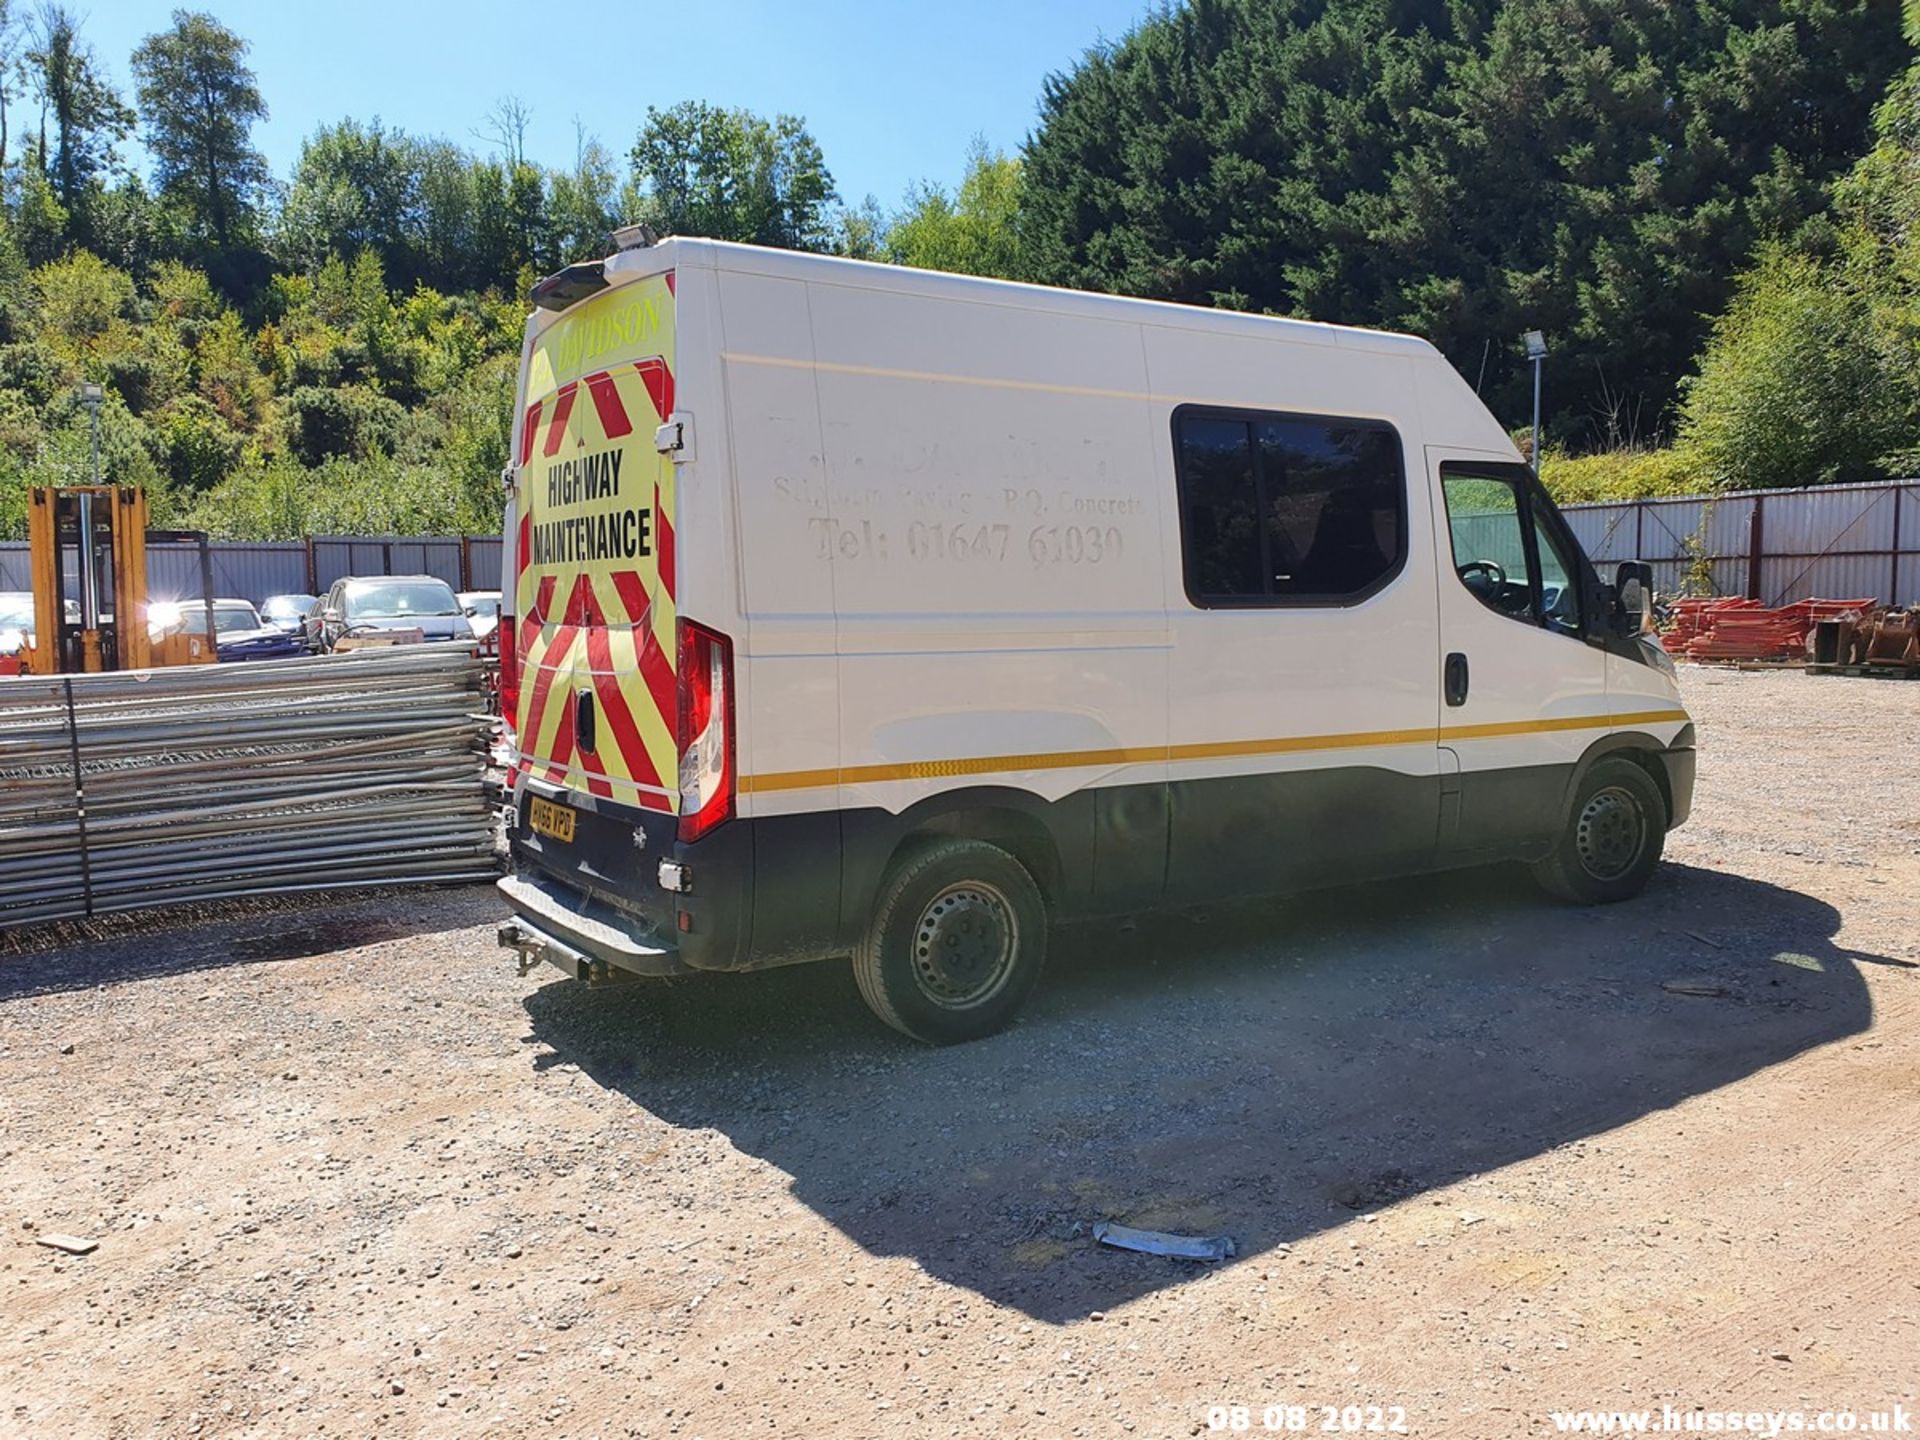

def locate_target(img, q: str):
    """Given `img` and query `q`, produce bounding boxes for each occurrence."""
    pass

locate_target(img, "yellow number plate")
[528,796,577,843]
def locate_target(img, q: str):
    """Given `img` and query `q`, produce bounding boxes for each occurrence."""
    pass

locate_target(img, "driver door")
[1428,452,1611,860]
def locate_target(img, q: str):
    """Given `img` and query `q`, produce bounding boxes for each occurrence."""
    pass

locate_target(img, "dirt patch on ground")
[2,669,1917,1438]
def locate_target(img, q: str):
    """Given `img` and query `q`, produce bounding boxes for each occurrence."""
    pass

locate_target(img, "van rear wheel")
[1532,756,1667,904]
[853,838,1047,1044]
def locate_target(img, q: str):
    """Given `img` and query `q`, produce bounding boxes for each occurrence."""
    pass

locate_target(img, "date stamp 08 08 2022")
[1205,1404,1411,1434]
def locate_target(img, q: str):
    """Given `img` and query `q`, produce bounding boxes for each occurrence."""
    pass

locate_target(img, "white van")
[494,235,1693,1043]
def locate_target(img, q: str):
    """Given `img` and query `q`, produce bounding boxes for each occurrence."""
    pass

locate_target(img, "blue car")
[259,593,319,635]
[155,598,309,662]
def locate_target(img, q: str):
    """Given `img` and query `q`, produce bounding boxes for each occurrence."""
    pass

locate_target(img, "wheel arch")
[1560,729,1684,830]
[837,785,1086,951]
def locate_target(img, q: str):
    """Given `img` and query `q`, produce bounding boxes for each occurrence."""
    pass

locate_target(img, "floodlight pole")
[1523,331,1548,475]
[1531,359,1542,472]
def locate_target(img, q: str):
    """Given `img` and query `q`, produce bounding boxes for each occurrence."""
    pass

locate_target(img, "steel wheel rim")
[912,881,1018,1009]
[1576,785,1646,881]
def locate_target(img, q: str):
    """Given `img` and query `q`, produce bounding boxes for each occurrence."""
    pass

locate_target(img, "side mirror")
[322,608,343,625]
[1613,561,1653,637]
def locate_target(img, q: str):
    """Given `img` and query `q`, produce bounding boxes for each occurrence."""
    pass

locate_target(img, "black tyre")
[852,837,1047,1044]
[1532,756,1667,904]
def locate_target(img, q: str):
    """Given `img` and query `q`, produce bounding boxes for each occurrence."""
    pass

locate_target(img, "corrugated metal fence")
[0,535,505,605]
[1562,478,1920,607]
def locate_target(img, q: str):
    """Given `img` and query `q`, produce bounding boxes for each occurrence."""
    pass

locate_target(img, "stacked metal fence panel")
[0,646,498,928]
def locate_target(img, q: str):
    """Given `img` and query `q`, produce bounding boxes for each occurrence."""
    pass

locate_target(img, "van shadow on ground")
[523,862,1880,1324]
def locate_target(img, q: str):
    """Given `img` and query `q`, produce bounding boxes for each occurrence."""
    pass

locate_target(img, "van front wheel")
[1532,756,1667,904]
[853,838,1047,1044]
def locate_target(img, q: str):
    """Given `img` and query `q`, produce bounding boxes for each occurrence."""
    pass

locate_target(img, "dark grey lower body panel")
[1450,761,1574,865]
[500,744,1690,978]
[1167,766,1441,901]
[1658,748,1696,830]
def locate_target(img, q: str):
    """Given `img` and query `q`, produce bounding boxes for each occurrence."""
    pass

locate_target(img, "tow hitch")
[497,919,634,986]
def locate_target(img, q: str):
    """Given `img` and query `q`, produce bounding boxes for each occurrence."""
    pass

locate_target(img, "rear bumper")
[504,772,756,971]
[496,872,690,980]
[1658,747,1696,831]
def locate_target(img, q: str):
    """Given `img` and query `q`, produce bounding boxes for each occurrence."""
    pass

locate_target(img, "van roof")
[602,236,1442,361]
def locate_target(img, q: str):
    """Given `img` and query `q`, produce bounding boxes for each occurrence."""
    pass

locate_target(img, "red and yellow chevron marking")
[513,271,679,811]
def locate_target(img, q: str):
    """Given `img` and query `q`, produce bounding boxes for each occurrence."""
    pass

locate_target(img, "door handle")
[1444,652,1469,707]
[574,687,597,754]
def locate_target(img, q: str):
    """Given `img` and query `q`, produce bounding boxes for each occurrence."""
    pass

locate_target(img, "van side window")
[1174,408,1405,606]
[1440,468,1585,636]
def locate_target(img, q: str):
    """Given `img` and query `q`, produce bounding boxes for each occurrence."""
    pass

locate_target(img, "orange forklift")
[18,485,218,674]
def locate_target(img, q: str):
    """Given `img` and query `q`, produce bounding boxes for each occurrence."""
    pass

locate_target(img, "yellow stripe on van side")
[1440,709,1692,742]
[737,709,1690,795]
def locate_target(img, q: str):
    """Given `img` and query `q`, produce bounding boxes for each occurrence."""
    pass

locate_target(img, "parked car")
[458,590,502,650]
[0,591,38,660]
[150,598,307,662]
[310,576,475,653]
[259,593,318,635]
[496,236,1692,1045]
[0,591,81,661]
[299,594,328,653]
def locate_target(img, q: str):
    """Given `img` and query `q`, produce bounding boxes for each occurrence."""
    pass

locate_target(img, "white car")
[458,590,502,650]
[0,591,80,659]
[495,237,1693,1043]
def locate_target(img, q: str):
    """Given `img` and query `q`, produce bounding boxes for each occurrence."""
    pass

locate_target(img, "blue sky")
[87,0,1157,209]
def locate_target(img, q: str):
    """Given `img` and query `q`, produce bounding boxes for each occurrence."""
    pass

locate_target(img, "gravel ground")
[1,668,1916,1439]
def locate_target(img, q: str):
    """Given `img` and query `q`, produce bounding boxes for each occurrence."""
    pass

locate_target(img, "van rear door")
[511,270,681,818]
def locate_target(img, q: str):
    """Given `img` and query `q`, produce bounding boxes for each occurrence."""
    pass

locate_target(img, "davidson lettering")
[547,447,624,507]
[548,295,661,380]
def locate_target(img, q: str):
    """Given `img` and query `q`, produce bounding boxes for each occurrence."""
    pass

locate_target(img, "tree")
[832,195,886,261]
[277,119,569,294]
[130,11,270,252]
[1680,248,1914,489]
[1020,0,1906,447]
[546,125,619,264]
[474,94,532,169]
[885,139,1024,279]
[1673,0,1920,489]
[23,4,134,245]
[628,101,837,251]
[276,119,420,282]
[411,136,483,290]
[0,0,26,177]
[30,247,135,357]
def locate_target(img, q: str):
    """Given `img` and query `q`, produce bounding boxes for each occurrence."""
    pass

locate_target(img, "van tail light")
[498,615,520,732]
[676,619,735,843]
